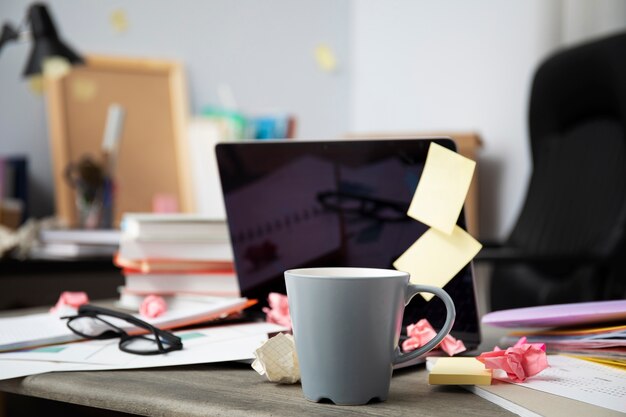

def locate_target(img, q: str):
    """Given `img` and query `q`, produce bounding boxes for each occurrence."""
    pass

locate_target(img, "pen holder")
[65,157,114,229]
[74,178,114,229]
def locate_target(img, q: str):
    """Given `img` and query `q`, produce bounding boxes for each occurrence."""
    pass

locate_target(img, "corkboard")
[47,55,193,227]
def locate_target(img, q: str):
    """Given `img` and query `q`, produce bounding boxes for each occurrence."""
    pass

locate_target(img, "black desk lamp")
[0,2,84,77]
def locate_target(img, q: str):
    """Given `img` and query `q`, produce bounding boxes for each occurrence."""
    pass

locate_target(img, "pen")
[100,104,126,227]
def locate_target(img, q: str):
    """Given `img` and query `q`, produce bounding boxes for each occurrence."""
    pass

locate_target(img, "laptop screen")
[216,138,480,347]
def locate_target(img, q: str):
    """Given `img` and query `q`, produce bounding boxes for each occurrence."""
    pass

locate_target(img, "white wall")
[561,0,626,45]
[348,0,626,239]
[349,0,560,239]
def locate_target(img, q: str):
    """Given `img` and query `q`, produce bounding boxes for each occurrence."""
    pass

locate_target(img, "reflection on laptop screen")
[216,138,480,348]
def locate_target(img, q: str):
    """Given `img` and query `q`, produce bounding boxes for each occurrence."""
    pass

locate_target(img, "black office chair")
[479,32,626,311]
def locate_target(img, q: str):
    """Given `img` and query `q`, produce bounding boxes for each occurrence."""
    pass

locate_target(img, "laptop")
[215,138,481,353]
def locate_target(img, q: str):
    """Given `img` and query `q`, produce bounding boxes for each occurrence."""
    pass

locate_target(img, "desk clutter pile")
[450,300,626,415]
[0,213,287,380]
[2,219,625,415]
[0,264,279,382]
[483,299,626,368]
[249,298,625,414]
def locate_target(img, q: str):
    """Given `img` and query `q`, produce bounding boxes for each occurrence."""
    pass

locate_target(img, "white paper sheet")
[0,341,112,364]
[505,355,626,413]
[0,361,86,380]
[0,297,249,352]
[0,313,81,351]
[0,322,284,380]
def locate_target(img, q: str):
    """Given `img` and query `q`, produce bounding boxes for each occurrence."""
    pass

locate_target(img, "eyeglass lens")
[67,315,126,338]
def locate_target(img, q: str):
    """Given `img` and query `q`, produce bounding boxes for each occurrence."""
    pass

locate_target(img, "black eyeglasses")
[317,191,410,222]
[62,304,183,355]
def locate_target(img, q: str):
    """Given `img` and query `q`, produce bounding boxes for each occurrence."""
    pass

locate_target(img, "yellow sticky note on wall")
[71,78,98,102]
[393,225,482,301]
[110,9,129,33]
[314,44,337,72]
[408,143,476,235]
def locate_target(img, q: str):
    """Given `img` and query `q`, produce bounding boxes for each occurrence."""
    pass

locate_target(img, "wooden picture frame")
[46,55,193,227]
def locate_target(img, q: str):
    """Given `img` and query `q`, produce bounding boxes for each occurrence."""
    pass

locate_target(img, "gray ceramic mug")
[284,267,456,405]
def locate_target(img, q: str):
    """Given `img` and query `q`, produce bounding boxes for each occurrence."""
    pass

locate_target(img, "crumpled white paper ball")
[252,333,300,384]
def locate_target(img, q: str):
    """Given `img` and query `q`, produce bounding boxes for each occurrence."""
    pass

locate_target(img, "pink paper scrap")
[263,292,292,329]
[477,337,549,382]
[50,291,89,313]
[402,318,466,356]
[139,295,168,318]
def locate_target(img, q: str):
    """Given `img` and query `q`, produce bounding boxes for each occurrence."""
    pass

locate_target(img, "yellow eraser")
[428,357,492,385]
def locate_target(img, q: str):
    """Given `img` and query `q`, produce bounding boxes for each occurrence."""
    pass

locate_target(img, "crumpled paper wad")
[50,291,90,315]
[252,333,300,384]
[402,318,466,356]
[477,337,548,382]
[139,295,168,318]
[262,293,292,329]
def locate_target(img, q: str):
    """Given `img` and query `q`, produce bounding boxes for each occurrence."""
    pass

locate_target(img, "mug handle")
[393,284,456,365]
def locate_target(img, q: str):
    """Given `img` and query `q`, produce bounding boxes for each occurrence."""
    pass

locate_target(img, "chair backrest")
[509,32,626,258]
[492,32,626,309]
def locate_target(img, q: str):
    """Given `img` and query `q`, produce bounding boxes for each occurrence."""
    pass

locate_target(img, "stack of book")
[114,214,239,309]
[31,229,121,259]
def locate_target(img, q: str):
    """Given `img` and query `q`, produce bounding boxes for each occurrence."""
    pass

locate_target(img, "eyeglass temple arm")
[78,304,181,343]
[317,191,408,212]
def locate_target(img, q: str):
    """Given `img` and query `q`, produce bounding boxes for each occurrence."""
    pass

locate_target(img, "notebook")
[215,138,481,351]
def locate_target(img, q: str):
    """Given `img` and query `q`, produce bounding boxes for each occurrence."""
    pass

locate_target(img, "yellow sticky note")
[393,225,482,301]
[71,78,98,102]
[314,44,337,72]
[408,143,475,235]
[28,76,45,95]
[428,357,492,385]
[110,9,129,33]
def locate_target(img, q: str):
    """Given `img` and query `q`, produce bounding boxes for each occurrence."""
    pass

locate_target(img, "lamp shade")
[22,3,83,77]
[0,23,19,54]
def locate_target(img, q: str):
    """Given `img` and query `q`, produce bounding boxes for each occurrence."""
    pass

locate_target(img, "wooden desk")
[0,363,513,417]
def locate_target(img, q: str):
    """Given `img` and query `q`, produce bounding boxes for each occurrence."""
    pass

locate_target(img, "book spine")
[118,239,233,261]
[124,272,239,294]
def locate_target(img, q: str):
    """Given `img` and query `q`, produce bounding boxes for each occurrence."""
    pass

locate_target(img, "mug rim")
[285,267,409,280]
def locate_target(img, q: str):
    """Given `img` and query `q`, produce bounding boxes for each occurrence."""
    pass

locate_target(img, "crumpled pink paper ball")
[50,291,89,313]
[402,318,466,356]
[477,337,548,382]
[493,336,546,352]
[262,292,292,329]
[139,295,168,318]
